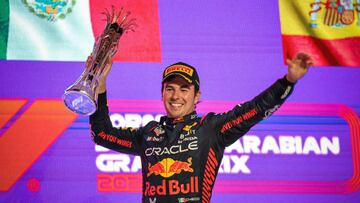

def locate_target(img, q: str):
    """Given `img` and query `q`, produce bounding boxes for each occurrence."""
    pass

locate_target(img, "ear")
[161,83,166,101]
[194,91,201,104]
[161,85,165,101]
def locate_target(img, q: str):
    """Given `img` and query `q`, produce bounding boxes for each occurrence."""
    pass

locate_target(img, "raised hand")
[97,56,113,94]
[286,53,314,83]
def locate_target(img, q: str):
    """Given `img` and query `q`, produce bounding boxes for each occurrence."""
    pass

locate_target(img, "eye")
[165,87,173,91]
[181,88,189,92]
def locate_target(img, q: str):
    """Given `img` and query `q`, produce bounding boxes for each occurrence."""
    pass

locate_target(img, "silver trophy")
[63,7,136,115]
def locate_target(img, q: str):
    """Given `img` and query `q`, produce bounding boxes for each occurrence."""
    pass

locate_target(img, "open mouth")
[170,103,183,107]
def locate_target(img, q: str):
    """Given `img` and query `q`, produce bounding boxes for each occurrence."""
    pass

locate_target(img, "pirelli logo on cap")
[164,65,194,77]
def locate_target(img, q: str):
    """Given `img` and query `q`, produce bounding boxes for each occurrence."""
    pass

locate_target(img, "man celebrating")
[90,53,313,203]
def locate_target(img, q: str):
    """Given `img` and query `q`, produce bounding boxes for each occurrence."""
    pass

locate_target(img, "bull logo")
[183,122,198,132]
[147,157,194,178]
[309,0,360,27]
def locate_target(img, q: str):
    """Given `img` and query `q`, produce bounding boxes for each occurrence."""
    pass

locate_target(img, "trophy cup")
[63,6,136,115]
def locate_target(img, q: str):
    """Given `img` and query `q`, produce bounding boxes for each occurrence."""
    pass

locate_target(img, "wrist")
[286,74,297,83]
[98,80,106,94]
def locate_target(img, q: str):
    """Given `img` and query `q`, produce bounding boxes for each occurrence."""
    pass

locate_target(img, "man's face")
[162,76,201,119]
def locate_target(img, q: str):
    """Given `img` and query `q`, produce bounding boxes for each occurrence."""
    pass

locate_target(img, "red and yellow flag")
[279,0,360,67]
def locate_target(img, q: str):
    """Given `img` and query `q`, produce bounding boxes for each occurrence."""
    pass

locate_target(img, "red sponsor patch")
[98,131,133,148]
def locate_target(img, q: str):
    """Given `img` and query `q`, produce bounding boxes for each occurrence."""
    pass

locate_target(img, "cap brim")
[162,73,193,84]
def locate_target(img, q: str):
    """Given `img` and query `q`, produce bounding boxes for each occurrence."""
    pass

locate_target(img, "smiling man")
[161,62,201,120]
[90,54,313,203]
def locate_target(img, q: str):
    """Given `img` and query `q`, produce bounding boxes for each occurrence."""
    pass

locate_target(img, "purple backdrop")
[0,0,359,202]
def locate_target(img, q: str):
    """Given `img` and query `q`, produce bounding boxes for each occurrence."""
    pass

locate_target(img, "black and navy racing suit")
[90,76,295,203]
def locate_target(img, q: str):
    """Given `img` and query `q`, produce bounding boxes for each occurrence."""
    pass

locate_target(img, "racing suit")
[90,76,295,203]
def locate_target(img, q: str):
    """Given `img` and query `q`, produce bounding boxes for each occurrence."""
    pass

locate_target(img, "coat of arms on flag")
[1,0,161,62]
[22,0,77,22]
[279,0,360,67]
[309,0,360,27]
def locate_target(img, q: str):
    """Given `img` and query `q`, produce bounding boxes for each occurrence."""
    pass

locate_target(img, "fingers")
[88,54,93,61]
[86,54,93,67]
[86,54,113,79]
[306,61,313,68]
[106,56,113,69]
[296,52,310,61]
[102,56,113,77]
[295,53,313,69]
[286,59,292,65]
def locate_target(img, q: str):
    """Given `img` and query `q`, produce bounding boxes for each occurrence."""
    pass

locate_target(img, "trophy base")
[63,91,97,116]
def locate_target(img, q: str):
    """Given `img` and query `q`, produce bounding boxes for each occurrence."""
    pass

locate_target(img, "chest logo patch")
[183,122,198,132]
[147,157,193,178]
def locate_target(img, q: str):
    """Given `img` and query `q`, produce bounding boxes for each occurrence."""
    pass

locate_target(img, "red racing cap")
[162,62,200,91]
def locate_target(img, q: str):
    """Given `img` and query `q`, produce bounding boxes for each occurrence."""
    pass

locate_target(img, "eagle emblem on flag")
[22,0,77,22]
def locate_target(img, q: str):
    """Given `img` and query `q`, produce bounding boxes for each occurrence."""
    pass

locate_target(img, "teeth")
[171,103,183,107]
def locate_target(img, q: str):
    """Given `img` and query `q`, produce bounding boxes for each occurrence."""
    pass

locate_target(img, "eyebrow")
[180,85,190,89]
[165,84,191,89]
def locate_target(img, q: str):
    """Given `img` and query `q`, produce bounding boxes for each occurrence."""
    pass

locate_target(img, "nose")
[170,89,180,100]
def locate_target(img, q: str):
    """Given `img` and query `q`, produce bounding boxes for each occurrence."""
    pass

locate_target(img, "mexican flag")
[279,0,360,67]
[0,0,161,62]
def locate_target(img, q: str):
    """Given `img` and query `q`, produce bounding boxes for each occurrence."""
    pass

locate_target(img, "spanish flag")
[0,0,161,62]
[279,0,360,67]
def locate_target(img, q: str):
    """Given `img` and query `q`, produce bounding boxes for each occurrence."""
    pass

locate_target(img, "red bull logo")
[147,157,194,178]
[144,176,199,196]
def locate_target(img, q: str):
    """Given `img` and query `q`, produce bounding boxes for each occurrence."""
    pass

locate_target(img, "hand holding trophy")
[63,6,136,115]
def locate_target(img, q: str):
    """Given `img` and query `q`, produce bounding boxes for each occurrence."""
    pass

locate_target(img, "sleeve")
[214,76,295,146]
[89,92,143,155]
